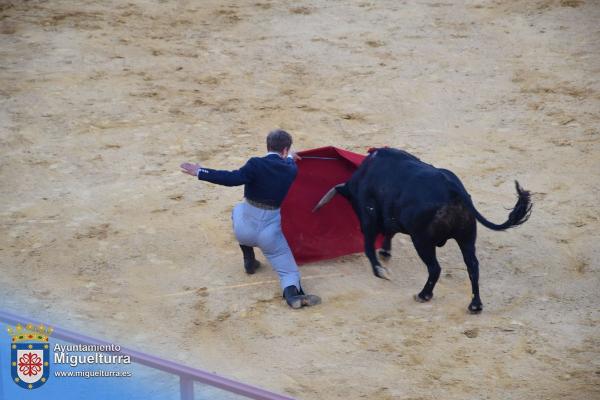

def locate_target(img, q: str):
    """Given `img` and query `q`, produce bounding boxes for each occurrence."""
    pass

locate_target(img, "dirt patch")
[1,1,599,399]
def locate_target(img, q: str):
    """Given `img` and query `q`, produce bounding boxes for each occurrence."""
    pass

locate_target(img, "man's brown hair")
[266,129,293,153]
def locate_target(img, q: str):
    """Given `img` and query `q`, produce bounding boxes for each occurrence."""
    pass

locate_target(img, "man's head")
[266,129,293,155]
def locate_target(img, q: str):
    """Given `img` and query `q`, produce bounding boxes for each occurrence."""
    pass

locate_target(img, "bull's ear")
[335,183,351,199]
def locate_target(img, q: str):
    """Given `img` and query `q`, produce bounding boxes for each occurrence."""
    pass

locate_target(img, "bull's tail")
[456,181,532,231]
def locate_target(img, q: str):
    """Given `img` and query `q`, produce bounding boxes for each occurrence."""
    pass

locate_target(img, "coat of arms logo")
[7,323,53,390]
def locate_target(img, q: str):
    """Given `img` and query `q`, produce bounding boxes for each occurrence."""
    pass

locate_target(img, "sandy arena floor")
[1,0,599,398]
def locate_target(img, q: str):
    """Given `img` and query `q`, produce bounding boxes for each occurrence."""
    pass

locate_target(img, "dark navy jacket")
[197,153,298,208]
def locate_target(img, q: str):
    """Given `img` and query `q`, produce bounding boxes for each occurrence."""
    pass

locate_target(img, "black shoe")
[283,285,321,309]
[244,259,260,275]
[240,245,261,274]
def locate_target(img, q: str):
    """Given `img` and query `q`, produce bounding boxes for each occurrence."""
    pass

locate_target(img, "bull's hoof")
[468,302,483,314]
[374,265,391,280]
[414,293,433,303]
[378,249,391,260]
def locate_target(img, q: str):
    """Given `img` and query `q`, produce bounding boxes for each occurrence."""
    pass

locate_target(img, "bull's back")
[381,158,470,240]
[354,150,459,229]
[401,169,475,244]
[349,148,432,197]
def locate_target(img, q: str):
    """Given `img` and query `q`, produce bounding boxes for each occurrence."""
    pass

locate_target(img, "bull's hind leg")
[457,238,483,313]
[378,233,394,260]
[411,237,441,302]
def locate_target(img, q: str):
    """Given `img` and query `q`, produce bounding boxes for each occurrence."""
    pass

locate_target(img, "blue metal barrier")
[0,310,294,400]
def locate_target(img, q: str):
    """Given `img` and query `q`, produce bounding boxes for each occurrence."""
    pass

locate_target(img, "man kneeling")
[180,129,321,309]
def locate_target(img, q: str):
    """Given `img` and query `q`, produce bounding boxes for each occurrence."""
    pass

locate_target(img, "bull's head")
[312,181,392,281]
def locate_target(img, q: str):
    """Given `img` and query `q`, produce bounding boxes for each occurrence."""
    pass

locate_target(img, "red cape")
[281,146,382,264]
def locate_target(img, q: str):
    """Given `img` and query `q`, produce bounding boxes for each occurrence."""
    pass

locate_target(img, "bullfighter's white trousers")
[232,200,301,290]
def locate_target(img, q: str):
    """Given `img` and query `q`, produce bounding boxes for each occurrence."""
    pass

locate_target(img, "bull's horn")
[313,183,345,212]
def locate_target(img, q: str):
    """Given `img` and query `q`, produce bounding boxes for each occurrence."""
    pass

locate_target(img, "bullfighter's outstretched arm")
[180,159,256,186]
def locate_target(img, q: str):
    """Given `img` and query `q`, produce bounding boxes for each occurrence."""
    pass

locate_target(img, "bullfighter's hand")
[289,148,302,161]
[180,162,201,176]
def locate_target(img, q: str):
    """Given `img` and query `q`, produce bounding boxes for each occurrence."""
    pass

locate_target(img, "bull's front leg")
[364,231,391,280]
[361,205,391,280]
[378,233,394,260]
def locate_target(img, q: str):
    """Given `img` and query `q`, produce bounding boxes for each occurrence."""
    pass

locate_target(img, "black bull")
[313,148,532,313]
